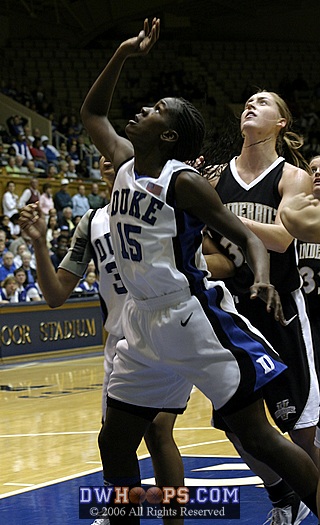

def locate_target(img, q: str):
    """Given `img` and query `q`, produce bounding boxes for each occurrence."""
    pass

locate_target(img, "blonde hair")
[262,91,311,175]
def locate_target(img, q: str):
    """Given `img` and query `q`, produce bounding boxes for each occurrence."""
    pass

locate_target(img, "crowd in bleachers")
[0,174,105,303]
[0,107,102,180]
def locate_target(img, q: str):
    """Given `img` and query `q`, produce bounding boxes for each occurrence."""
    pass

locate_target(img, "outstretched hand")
[18,202,47,242]
[120,18,160,57]
[282,192,320,212]
[250,282,285,324]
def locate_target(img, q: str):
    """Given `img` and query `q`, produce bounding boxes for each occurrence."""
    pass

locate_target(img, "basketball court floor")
[0,353,318,524]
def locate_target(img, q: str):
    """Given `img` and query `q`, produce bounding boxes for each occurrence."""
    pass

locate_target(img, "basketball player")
[296,156,320,380]
[281,156,320,521]
[19,156,187,525]
[79,18,318,524]
[281,155,320,243]
[202,91,319,524]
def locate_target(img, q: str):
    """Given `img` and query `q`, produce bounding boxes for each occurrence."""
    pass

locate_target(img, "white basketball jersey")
[109,158,209,301]
[59,206,127,337]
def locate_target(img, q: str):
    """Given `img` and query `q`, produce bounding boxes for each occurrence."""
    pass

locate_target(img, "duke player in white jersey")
[80,17,318,523]
[19,157,188,525]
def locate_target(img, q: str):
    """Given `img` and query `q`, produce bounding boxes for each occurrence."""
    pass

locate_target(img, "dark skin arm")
[19,202,80,308]
[175,171,284,322]
[80,18,160,171]
[202,231,236,279]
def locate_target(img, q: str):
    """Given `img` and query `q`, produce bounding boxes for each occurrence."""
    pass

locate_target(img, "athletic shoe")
[263,500,310,525]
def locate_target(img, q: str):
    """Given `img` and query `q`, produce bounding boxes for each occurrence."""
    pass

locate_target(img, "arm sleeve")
[59,210,94,278]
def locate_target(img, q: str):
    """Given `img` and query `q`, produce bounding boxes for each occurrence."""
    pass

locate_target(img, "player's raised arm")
[80,18,160,171]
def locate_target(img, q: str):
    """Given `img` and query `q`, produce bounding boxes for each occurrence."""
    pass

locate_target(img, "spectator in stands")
[89,160,101,180]
[76,159,90,179]
[13,243,27,269]
[70,215,82,237]
[46,163,58,179]
[7,145,17,158]
[0,141,8,166]
[41,135,60,167]
[12,133,33,165]
[23,123,34,143]
[57,114,69,136]
[18,177,41,209]
[20,251,37,284]
[71,184,90,218]
[68,114,82,136]
[87,182,106,210]
[53,178,73,221]
[58,142,68,160]
[74,271,99,296]
[66,159,78,179]
[29,137,48,171]
[31,126,42,142]
[77,134,92,162]
[58,206,74,236]
[8,213,21,240]
[46,215,60,252]
[0,238,8,264]
[6,115,28,138]
[0,251,16,283]
[0,275,18,303]
[57,160,69,180]
[50,235,69,271]
[5,156,21,175]
[48,208,58,220]
[15,155,32,175]
[39,183,54,222]
[2,181,19,218]
[9,229,35,260]
[0,215,14,243]
[68,142,80,165]
[14,268,42,302]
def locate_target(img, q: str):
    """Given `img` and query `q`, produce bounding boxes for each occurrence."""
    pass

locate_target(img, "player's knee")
[145,420,172,452]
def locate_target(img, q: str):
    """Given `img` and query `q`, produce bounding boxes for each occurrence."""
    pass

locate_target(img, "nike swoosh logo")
[180,312,193,327]
[282,314,297,326]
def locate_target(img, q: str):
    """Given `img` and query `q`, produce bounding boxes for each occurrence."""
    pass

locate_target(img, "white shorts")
[108,282,286,416]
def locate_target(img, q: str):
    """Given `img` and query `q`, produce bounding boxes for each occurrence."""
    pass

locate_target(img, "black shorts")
[107,395,187,422]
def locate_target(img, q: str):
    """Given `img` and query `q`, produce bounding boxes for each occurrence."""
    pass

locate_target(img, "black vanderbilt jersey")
[208,157,301,295]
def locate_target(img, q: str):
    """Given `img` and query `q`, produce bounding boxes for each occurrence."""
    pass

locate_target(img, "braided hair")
[169,97,206,162]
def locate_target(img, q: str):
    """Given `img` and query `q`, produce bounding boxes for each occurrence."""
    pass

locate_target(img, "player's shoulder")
[282,162,308,179]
